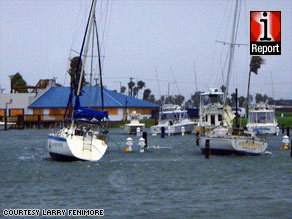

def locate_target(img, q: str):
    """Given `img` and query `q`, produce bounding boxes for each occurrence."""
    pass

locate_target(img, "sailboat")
[198,0,268,155]
[48,0,109,161]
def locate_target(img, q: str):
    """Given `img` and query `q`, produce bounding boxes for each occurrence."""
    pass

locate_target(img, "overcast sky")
[0,0,291,100]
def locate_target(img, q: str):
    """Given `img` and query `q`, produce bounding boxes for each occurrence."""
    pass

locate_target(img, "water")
[1,129,292,218]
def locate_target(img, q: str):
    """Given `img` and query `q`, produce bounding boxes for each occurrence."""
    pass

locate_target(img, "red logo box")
[250,11,281,55]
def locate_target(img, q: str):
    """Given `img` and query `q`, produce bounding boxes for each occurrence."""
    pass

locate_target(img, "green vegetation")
[9,72,28,93]
[276,116,292,128]
[140,118,156,128]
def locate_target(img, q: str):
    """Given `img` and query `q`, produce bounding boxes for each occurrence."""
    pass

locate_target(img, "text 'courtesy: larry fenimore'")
[2,209,104,217]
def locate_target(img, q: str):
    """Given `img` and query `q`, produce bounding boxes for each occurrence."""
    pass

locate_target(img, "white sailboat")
[124,111,145,134]
[198,0,268,155]
[247,102,279,135]
[151,104,195,135]
[48,0,108,161]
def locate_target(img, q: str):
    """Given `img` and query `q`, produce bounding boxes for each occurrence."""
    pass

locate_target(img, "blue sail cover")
[73,97,108,121]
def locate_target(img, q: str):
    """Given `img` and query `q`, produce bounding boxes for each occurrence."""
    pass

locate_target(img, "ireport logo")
[250,11,281,55]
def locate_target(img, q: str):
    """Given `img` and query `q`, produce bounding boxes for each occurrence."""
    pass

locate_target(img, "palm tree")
[120,86,126,94]
[133,87,139,97]
[136,80,145,98]
[246,56,265,117]
[68,56,86,95]
[128,80,135,96]
[9,72,28,93]
[143,89,152,100]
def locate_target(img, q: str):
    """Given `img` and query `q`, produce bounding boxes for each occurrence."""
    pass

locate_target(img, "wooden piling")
[205,139,210,159]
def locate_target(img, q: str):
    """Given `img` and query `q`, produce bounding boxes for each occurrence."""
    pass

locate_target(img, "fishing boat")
[48,0,109,161]
[246,102,279,135]
[151,104,195,135]
[198,0,268,155]
[124,111,145,134]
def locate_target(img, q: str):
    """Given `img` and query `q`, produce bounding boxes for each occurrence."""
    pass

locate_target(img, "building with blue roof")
[29,86,159,121]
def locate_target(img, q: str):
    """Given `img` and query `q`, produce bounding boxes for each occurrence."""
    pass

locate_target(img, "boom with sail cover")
[73,97,108,121]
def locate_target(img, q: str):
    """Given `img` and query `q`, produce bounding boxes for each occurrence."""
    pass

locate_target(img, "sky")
[0,0,291,101]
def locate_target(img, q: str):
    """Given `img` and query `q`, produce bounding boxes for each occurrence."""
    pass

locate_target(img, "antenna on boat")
[193,60,198,93]
[155,66,162,102]
[270,71,275,100]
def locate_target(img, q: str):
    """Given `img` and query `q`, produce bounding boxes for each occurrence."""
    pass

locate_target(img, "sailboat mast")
[76,0,97,97]
[223,0,239,107]
[94,17,105,111]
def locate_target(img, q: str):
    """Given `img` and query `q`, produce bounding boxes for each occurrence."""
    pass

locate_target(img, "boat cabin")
[199,89,225,128]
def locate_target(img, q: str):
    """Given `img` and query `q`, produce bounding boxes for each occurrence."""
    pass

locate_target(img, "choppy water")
[1,128,292,218]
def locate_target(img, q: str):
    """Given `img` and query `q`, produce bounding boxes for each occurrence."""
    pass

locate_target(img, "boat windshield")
[131,115,139,120]
[201,94,224,105]
[249,112,275,123]
[160,112,189,121]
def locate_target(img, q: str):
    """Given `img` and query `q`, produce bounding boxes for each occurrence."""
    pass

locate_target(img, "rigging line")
[213,0,233,87]
[210,0,230,87]
[70,0,83,51]
[100,0,110,50]
[93,0,111,74]
[170,66,181,95]
[100,0,113,70]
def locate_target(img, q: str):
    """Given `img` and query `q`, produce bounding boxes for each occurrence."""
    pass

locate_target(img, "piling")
[4,115,7,130]
[287,127,290,137]
[136,127,141,136]
[139,137,145,153]
[142,132,148,150]
[161,127,165,138]
[181,126,185,136]
[126,137,133,152]
[205,139,210,159]
[291,139,292,157]
[37,115,41,129]
[282,124,285,134]
[196,132,200,146]
[17,115,24,129]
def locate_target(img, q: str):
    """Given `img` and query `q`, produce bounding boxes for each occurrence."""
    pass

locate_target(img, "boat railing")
[49,122,65,135]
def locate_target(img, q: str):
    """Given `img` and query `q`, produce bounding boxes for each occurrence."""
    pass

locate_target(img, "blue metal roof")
[29,86,160,108]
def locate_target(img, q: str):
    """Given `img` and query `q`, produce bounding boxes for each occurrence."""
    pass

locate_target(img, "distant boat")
[48,0,108,161]
[0,121,16,129]
[247,102,279,135]
[198,0,268,155]
[151,104,195,135]
[124,111,145,134]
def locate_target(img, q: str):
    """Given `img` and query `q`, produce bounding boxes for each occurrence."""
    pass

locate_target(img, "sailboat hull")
[199,136,267,155]
[48,132,108,161]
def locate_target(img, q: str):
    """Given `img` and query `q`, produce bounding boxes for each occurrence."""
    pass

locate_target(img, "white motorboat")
[151,104,195,135]
[124,111,145,134]
[247,103,279,135]
[48,0,108,161]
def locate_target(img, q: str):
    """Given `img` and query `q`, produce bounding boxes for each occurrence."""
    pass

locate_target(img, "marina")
[0,0,291,217]
[1,128,292,217]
